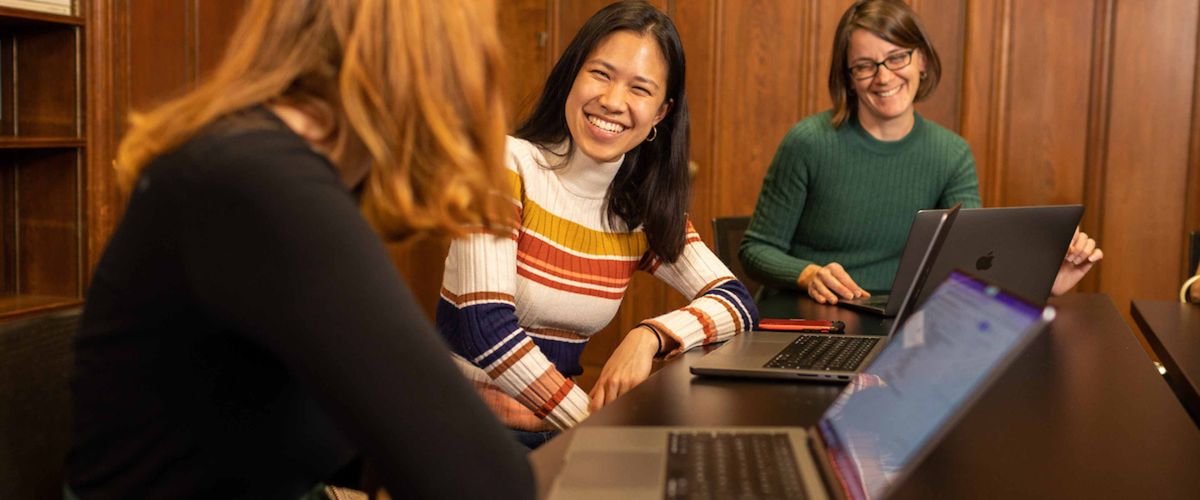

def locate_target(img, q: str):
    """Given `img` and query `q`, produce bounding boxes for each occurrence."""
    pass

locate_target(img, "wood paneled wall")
[84,2,1200,385]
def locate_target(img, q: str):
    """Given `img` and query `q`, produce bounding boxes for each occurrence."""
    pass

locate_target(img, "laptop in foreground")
[688,205,959,382]
[840,204,1082,316]
[547,270,1056,500]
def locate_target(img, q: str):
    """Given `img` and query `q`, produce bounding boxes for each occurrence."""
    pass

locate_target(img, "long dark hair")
[515,0,690,262]
[828,0,941,128]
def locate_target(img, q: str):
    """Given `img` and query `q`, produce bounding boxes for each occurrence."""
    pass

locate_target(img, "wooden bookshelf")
[0,5,84,320]
[0,137,84,148]
[0,6,81,27]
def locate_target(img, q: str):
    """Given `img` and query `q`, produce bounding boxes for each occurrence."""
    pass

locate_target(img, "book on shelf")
[0,0,73,16]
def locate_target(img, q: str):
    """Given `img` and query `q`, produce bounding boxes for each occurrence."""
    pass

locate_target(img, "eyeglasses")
[848,49,915,80]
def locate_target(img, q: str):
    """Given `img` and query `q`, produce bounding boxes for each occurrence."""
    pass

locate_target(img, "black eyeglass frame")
[847,49,916,81]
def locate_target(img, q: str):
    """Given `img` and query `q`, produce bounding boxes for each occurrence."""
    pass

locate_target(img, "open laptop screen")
[816,271,1051,499]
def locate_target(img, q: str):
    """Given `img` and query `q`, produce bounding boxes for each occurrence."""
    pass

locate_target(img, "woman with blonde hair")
[66,0,532,498]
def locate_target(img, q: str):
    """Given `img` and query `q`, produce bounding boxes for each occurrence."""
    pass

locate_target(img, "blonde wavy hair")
[115,0,511,240]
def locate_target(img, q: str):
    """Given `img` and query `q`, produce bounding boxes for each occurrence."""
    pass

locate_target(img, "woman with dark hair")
[437,0,757,448]
[740,0,1102,304]
[67,0,533,497]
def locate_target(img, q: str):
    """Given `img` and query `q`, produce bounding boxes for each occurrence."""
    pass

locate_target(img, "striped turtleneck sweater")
[740,111,981,294]
[437,136,759,431]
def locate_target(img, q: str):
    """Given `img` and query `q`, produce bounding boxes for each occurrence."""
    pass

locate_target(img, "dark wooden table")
[530,294,1200,499]
[1132,300,1200,425]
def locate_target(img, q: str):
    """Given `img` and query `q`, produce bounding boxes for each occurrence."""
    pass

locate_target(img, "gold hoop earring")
[646,126,657,142]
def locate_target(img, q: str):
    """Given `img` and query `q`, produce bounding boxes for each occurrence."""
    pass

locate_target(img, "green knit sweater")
[739,111,981,294]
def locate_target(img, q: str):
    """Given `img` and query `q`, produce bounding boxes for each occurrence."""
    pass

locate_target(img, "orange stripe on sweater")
[486,341,535,379]
[441,287,515,306]
[518,251,634,287]
[685,306,718,343]
[710,295,743,333]
[532,376,577,419]
[693,277,733,300]
[519,233,641,273]
[518,266,627,300]
[526,327,589,341]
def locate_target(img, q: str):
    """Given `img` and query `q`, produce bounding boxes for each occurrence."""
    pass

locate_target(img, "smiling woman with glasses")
[739,0,1102,305]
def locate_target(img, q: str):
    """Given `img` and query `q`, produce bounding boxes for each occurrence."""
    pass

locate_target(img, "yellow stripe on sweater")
[522,197,648,257]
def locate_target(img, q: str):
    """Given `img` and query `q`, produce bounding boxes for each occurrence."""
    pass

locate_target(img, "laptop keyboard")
[664,431,807,500]
[765,335,879,372]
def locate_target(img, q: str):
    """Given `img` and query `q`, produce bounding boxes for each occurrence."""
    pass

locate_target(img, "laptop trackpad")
[556,450,661,496]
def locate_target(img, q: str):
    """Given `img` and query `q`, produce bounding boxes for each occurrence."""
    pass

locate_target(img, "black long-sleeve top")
[67,109,535,499]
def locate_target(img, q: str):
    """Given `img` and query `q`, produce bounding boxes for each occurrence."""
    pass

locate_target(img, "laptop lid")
[815,270,1054,499]
[913,205,1083,306]
[883,204,959,335]
[841,204,960,317]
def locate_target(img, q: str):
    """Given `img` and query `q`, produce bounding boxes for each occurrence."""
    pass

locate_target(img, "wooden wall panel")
[713,0,806,218]
[807,1,857,118]
[911,0,965,132]
[85,0,121,285]
[674,0,716,239]
[960,0,1006,205]
[195,0,244,78]
[498,0,551,123]
[1001,0,1093,207]
[124,1,191,112]
[1100,0,1199,309]
[1186,10,1200,280]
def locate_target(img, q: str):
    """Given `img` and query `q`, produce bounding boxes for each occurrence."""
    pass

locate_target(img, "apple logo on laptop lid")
[975,251,995,271]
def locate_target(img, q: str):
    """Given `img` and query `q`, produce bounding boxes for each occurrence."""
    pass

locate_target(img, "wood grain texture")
[498,0,551,124]
[14,27,78,137]
[713,0,805,218]
[194,0,244,80]
[85,0,122,286]
[1,34,14,135]
[1185,9,1200,280]
[1002,0,1092,207]
[911,0,965,132]
[1079,0,1115,293]
[125,0,190,113]
[1100,0,1199,310]
[960,0,1001,205]
[1,161,14,292]
[15,149,78,297]
[811,0,858,117]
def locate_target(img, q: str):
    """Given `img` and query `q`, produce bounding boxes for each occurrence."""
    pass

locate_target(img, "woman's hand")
[798,263,869,304]
[589,327,659,412]
[1050,228,1103,296]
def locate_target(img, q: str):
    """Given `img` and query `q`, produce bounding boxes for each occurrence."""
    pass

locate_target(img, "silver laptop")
[688,206,959,382]
[547,270,1055,500]
[912,205,1082,306]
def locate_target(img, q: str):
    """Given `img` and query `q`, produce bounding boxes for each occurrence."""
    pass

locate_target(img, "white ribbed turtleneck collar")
[547,141,624,200]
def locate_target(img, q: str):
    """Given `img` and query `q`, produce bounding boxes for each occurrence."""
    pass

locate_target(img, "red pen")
[757,318,845,333]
